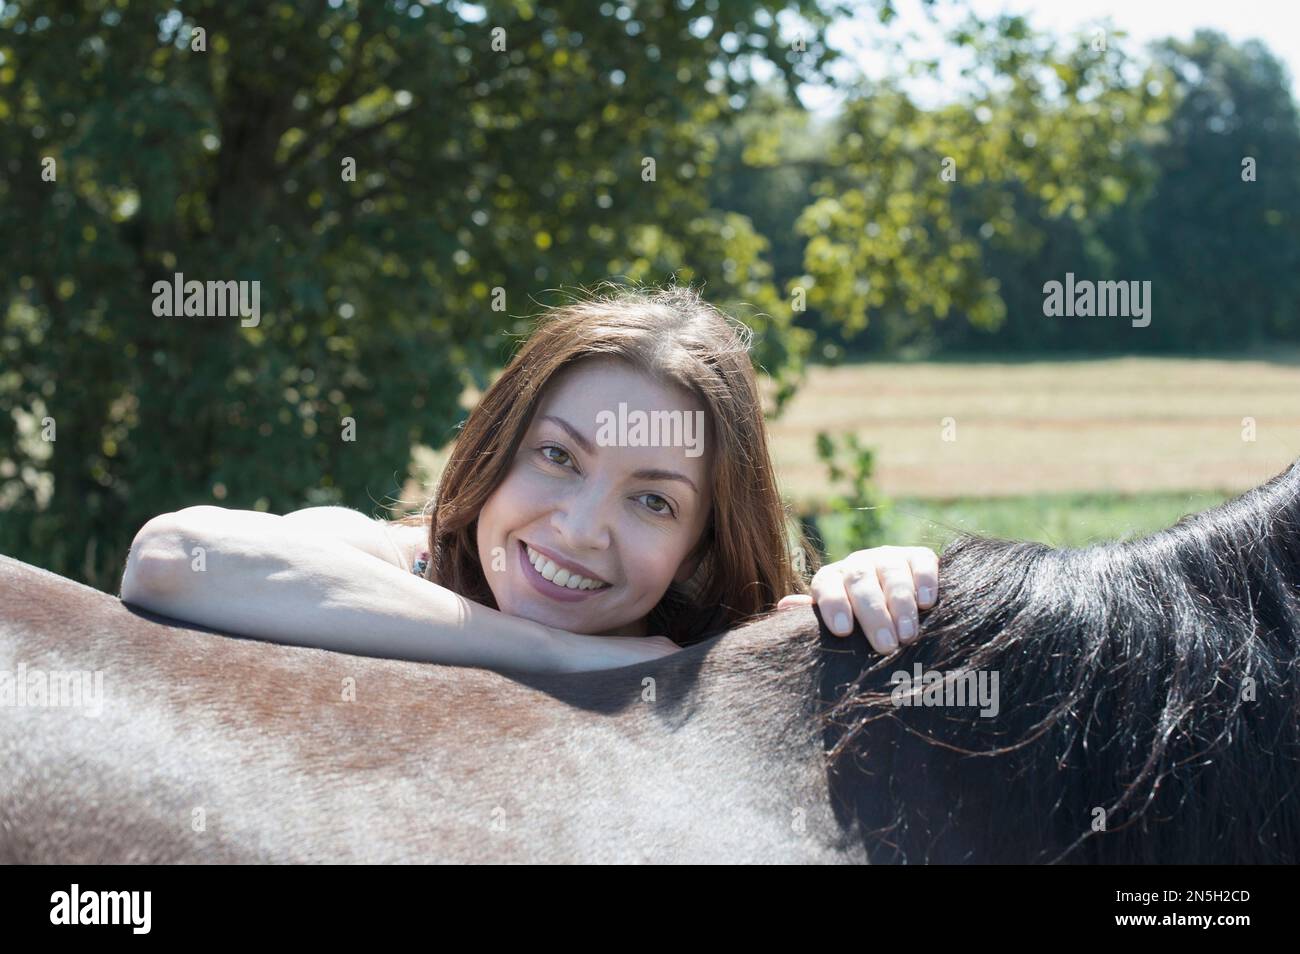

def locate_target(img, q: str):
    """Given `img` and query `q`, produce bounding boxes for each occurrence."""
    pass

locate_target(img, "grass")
[768,352,1300,505]
[809,488,1237,560]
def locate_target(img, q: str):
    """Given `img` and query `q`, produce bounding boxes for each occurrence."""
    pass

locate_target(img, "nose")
[550,486,612,552]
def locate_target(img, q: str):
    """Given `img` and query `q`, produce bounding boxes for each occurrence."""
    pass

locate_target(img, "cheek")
[621,536,685,587]
[508,466,551,499]
[477,467,559,553]
[476,481,517,557]
[481,469,534,524]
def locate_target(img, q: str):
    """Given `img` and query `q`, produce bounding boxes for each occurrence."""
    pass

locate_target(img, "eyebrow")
[540,414,700,496]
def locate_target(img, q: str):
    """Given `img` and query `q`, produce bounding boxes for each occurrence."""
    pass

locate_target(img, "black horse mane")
[783,456,1300,863]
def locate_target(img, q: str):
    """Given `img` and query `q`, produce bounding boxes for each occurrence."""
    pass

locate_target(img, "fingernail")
[833,613,851,634]
[919,587,934,606]
[876,627,897,652]
[898,617,915,641]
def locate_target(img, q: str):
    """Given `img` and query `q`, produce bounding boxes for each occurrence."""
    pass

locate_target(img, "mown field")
[775,352,1300,556]
[410,352,1300,557]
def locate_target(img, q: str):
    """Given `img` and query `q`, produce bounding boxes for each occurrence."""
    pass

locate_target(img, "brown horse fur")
[2,458,1299,862]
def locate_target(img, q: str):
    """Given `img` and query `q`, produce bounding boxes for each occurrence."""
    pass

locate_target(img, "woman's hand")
[777,545,939,655]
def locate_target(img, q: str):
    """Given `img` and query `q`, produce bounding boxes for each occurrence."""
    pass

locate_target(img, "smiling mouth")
[520,541,611,591]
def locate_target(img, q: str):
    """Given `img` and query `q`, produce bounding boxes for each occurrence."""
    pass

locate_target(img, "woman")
[121,284,939,672]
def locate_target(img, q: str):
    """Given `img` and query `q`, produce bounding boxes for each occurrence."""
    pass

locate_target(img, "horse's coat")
[4,457,1300,864]
[0,556,870,863]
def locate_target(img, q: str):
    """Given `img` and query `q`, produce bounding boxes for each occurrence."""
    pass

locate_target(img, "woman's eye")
[638,493,675,517]
[540,445,572,468]
[537,447,672,516]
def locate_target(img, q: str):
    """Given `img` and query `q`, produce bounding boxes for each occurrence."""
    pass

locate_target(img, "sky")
[786,0,1300,114]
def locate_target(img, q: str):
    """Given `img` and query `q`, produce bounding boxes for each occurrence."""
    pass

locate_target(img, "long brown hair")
[402,282,817,646]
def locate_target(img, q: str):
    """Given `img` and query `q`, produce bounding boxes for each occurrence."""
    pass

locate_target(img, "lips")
[517,540,611,604]
[522,541,610,590]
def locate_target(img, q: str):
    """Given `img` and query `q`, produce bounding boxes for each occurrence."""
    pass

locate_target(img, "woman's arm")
[119,505,677,674]
[279,505,426,572]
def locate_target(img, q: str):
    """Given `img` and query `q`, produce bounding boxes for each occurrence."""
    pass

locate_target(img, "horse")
[2,458,1298,863]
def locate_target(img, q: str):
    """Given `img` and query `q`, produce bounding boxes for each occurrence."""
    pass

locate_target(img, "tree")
[0,0,855,587]
[792,14,1172,351]
[1108,31,1300,351]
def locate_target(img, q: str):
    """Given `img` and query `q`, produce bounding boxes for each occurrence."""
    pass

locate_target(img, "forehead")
[532,358,713,474]
[539,358,704,415]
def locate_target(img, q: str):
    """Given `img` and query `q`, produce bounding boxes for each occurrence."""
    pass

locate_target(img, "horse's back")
[0,556,583,862]
[0,556,841,863]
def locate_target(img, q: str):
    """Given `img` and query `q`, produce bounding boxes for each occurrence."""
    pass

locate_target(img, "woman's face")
[476,358,713,637]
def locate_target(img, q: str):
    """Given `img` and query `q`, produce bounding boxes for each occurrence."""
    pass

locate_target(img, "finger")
[810,567,855,637]
[876,558,918,646]
[841,566,898,654]
[905,546,939,609]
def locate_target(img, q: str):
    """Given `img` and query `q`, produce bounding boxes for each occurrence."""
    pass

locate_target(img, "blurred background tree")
[2,1,1298,591]
[0,0,852,586]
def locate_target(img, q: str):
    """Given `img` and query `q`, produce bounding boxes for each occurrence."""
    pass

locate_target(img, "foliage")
[793,14,1175,350]
[813,429,886,550]
[3,1,1297,592]
[0,0,856,586]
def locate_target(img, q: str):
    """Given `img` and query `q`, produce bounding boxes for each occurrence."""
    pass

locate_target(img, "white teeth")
[525,544,605,591]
